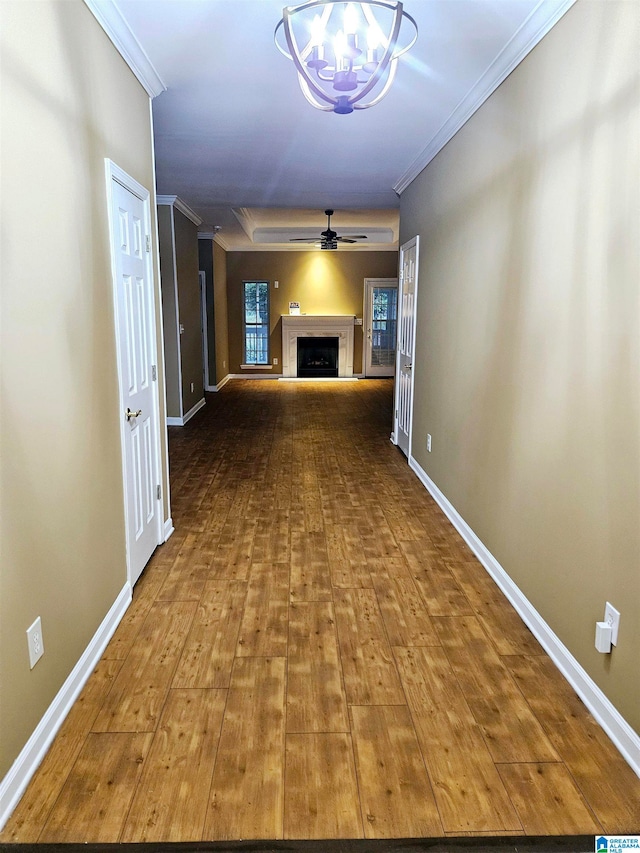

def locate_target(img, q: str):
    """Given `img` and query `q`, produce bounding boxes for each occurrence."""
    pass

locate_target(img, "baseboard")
[183,398,205,424]
[166,397,206,427]
[408,455,640,779]
[163,517,174,541]
[230,373,284,380]
[207,374,231,392]
[0,583,133,830]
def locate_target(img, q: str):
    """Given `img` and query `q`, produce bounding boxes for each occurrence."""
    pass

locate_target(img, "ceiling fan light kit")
[275,1,418,114]
[289,209,368,250]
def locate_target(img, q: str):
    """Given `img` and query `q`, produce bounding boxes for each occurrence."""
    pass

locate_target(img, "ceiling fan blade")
[289,238,319,242]
[336,235,368,242]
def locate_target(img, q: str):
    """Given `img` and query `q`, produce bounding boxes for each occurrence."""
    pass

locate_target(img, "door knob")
[125,408,142,421]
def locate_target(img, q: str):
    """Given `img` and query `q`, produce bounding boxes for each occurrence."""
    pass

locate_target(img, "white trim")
[408,455,640,779]
[166,397,206,427]
[156,195,202,227]
[0,584,132,831]
[230,373,284,380]
[104,160,165,585]
[82,0,165,98]
[393,0,577,195]
[240,364,273,370]
[149,102,172,532]
[214,374,232,391]
[163,518,175,541]
[392,237,419,452]
[278,377,359,382]
[168,206,184,420]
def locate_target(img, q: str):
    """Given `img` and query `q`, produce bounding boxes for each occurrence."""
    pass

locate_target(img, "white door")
[364,278,398,377]
[393,236,419,457]
[107,163,162,586]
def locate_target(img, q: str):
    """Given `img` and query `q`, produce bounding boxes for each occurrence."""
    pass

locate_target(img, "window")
[243,280,269,365]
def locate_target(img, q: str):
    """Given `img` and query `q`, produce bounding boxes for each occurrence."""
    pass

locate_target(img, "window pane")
[243,281,269,364]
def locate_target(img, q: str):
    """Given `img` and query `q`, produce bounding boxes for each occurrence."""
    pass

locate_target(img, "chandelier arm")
[345,3,403,107]
[298,75,337,110]
[282,7,338,107]
[353,56,398,108]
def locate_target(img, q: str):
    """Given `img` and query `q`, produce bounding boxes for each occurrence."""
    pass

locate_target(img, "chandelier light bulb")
[276,0,418,115]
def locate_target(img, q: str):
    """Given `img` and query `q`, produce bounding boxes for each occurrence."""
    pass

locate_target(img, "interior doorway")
[392,237,419,457]
[363,277,398,377]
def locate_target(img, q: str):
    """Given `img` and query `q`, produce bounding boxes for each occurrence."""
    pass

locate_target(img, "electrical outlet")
[27,617,44,669]
[427,434,432,452]
[273,357,278,365]
[604,602,620,645]
[223,360,226,369]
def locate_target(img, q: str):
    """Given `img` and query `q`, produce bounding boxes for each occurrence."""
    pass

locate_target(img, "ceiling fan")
[289,210,368,250]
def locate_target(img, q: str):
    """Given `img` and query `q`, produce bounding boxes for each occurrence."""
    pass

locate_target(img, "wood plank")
[433,615,558,763]
[121,689,226,842]
[498,763,602,834]
[286,601,349,733]
[393,646,521,833]
[156,532,214,601]
[252,515,290,563]
[506,655,640,832]
[399,539,474,617]
[290,530,332,602]
[0,660,123,842]
[350,705,442,838]
[103,567,167,659]
[284,734,363,839]
[204,657,286,839]
[208,519,255,581]
[236,563,288,657]
[446,560,543,655]
[92,600,196,732]
[38,732,152,842]
[173,581,246,688]
[369,558,440,646]
[326,528,373,589]
[333,588,405,705]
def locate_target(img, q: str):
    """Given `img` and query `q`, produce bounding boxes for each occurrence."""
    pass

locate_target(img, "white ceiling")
[102,0,573,250]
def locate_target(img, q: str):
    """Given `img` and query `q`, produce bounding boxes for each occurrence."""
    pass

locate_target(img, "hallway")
[3,380,639,843]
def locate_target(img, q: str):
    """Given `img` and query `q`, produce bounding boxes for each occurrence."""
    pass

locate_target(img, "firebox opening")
[297,336,339,378]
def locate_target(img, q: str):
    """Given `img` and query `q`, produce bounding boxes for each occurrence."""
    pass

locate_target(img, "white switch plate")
[27,616,44,669]
[274,281,279,288]
[273,357,278,365]
[427,434,432,452]
[604,602,620,645]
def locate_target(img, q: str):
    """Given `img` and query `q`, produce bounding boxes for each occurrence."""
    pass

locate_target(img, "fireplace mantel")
[282,315,355,378]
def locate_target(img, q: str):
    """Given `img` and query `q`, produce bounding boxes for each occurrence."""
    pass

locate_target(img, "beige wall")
[213,243,230,385]
[174,210,203,414]
[226,251,398,374]
[158,206,181,417]
[0,0,164,776]
[400,0,639,732]
[158,206,203,417]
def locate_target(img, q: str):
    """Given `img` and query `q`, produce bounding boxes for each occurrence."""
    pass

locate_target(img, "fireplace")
[297,337,339,378]
[281,315,355,378]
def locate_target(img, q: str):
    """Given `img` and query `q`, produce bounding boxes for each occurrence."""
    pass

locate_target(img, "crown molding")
[198,232,215,240]
[393,0,577,195]
[83,0,166,98]
[156,195,202,227]
[232,208,258,241]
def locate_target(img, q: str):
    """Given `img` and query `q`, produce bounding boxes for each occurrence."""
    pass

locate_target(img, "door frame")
[104,158,165,586]
[392,235,420,455]
[363,277,398,378]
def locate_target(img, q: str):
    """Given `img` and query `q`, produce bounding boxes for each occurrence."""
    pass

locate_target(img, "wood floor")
[3,380,639,844]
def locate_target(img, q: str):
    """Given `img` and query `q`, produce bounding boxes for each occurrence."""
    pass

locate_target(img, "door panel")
[111,177,159,584]
[393,238,419,457]
[364,279,398,377]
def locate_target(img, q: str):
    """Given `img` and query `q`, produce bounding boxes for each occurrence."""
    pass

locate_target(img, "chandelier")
[275,1,418,115]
